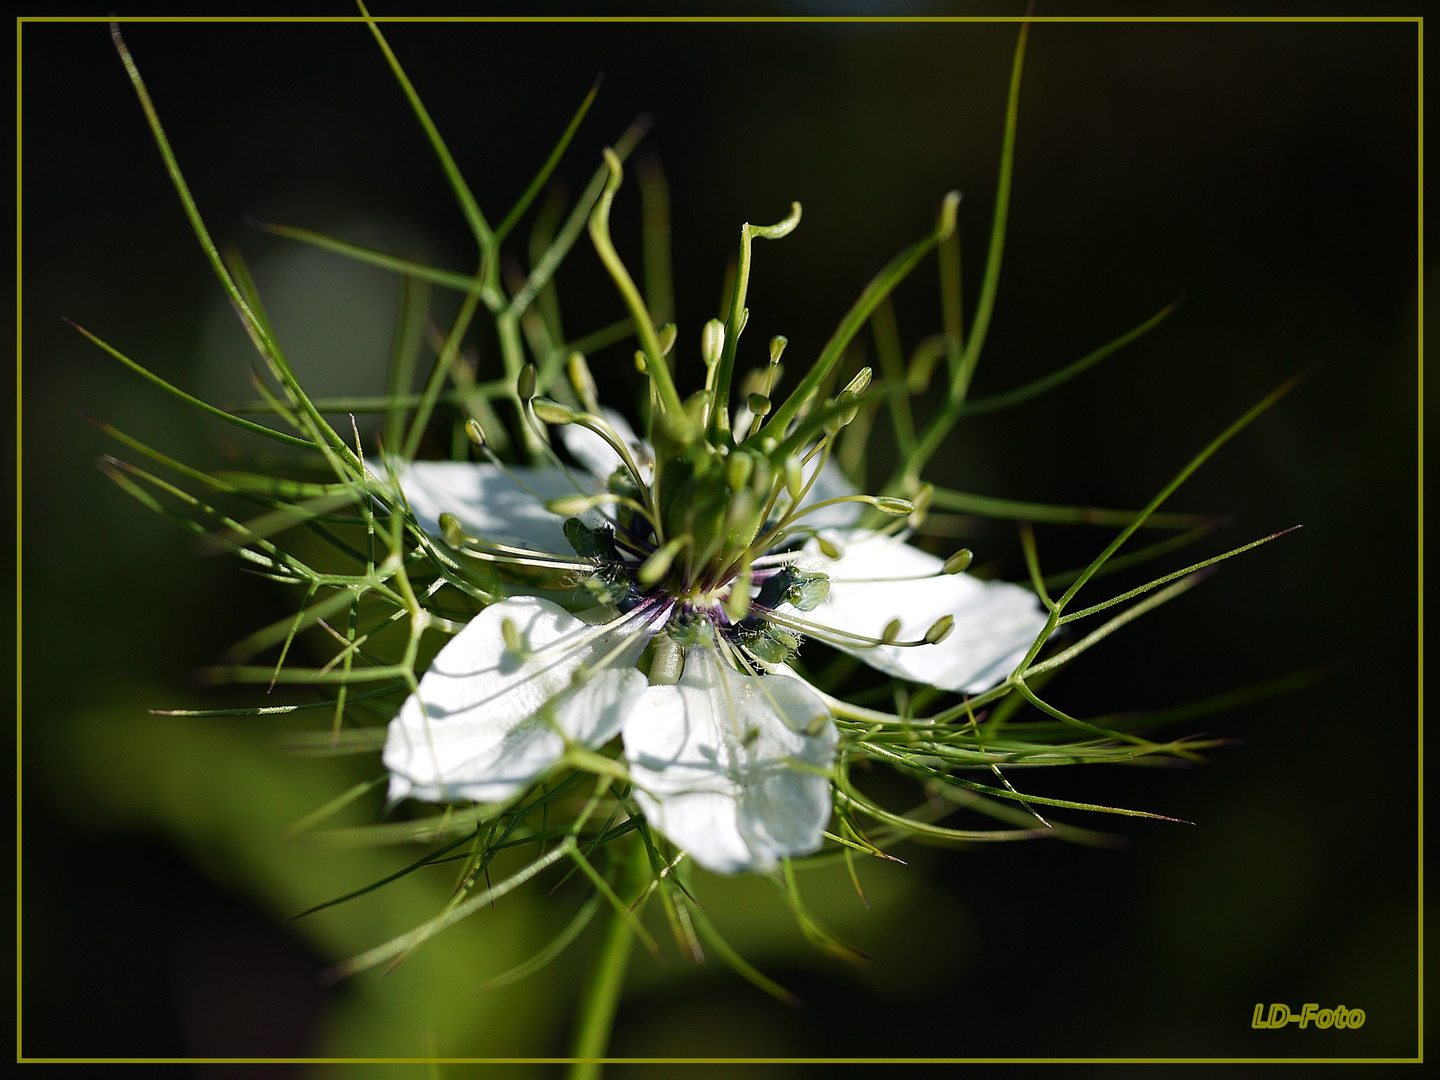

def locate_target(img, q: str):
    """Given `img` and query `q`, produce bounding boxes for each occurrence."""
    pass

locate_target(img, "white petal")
[559,408,651,483]
[381,460,596,553]
[797,529,1048,694]
[623,645,837,874]
[385,596,651,804]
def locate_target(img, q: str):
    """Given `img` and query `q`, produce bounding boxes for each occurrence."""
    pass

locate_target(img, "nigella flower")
[370,153,1050,875]
[381,388,1047,874]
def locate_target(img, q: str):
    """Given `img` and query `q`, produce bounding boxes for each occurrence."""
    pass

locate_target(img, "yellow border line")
[13,1058,1431,1066]
[1416,14,1426,1067]
[12,14,21,1067]
[10,14,1430,23]
[11,10,1422,1077]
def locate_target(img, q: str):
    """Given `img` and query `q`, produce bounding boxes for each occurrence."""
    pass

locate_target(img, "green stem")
[567,838,649,1080]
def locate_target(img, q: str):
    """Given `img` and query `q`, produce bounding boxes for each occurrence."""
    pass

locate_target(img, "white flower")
[379,407,1046,873]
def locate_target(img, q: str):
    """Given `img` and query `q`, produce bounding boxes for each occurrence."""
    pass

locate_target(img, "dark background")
[20,4,1420,1071]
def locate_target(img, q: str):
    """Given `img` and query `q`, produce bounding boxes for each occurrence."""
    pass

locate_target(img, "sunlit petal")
[385,596,651,803]
[382,460,592,552]
[799,529,1047,693]
[623,644,836,873]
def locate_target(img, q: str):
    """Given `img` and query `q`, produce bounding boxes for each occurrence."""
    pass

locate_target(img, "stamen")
[638,534,691,587]
[826,548,972,584]
[737,337,787,441]
[718,634,830,739]
[517,363,537,401]
[925,614,955,644]
[743,520,829,569]
[745,435,840,556]
[524,597,665,664]
[943,548,973,574]
[516,391,595,496]
[437,512,594,572]
[723,559,753,622]
[703,633,755,744]
[762,608,941,651]
[750,550,805,570]
[545,491,660,535]
[570,601,673,684]
[451,547,592,573]
[753,527,842,561]
[721,633,759,675]
[453,528,592,564]
[700,318,726,407]
[765,335,788,385]
[564,412,663,529]
[570,413,651,487]
[783,456,804,502]
[840,365,873,397]
[566,352,601,414]
[787,494,915,521]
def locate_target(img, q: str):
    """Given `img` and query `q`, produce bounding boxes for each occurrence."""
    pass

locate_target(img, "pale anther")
[567,351,600,412]
[842,366,873,396]
[768,335,788,365]
[872,496,915,516]
[701,318,725,368]
[531,399,577,425]
[943,549,974,575]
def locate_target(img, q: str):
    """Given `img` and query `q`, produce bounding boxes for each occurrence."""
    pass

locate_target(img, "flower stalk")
[567,836,651,1079]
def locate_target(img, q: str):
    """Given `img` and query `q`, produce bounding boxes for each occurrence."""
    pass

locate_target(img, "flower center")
[481,375,949,675]
[565,502,835,671]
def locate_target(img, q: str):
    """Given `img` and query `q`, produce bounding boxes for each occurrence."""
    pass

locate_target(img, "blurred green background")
[21,6,1419,1072]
